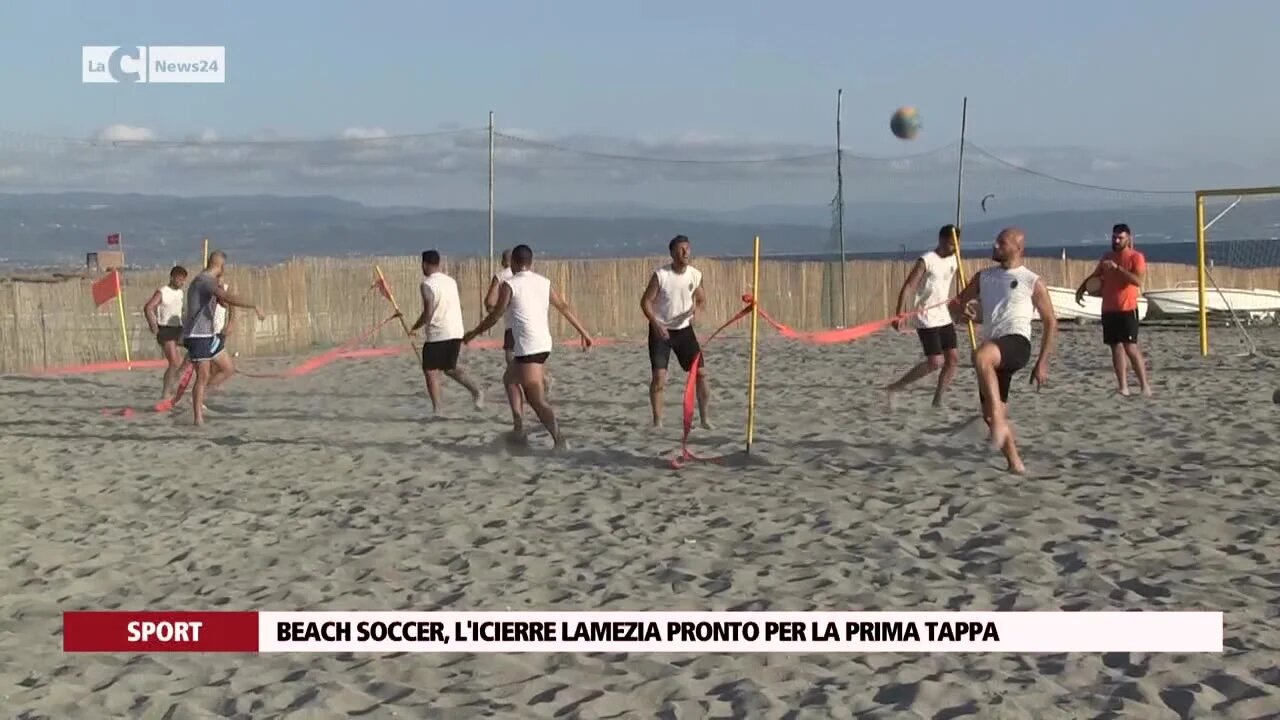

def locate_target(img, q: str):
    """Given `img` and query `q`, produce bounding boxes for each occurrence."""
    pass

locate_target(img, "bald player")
[948,228,1057,474]
[181,251,265,426]
[464,244,592,450]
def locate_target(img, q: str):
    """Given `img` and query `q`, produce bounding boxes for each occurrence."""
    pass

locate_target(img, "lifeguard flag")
[91,270,120,307]
[106,233,120,246]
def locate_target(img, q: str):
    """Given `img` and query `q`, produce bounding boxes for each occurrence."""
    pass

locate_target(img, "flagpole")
[952,97,978,351]
[375,265,421,362]
[113,269,132,369]
[202,237,209,266]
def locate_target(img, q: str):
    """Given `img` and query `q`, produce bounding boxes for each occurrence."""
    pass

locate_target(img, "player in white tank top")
[463,244,593,449]
[886,225,963,409]
[484,248,557,401]
[409,251,483,414]
[142,265,190,399]
[640,235,712,428]
[947,228,1058,475]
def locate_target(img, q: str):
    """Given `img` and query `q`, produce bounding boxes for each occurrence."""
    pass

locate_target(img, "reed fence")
[1,254,1276,375]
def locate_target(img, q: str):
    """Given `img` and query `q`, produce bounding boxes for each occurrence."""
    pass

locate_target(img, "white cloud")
[94,124,156,143]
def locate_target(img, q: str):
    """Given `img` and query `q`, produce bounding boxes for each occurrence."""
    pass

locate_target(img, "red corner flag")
[106,232,120,246]
[371,276,392,302]
[91,270,120,307]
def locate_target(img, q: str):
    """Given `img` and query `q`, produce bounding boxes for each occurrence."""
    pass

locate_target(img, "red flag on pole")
[106,233,120,246]
[371,276,392,301]
[91,270,120,307]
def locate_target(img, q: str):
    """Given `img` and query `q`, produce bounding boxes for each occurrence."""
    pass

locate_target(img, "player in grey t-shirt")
[178,251,265,427]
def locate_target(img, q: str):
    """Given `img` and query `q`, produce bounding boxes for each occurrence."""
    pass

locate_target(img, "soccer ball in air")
[890,107,922,140]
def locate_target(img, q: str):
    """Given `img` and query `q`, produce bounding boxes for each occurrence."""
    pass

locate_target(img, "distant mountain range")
[1,191,1277,268]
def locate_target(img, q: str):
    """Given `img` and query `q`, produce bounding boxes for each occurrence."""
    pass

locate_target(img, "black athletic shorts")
[422,338,463,371]
[649,325,702,372]
[1101,310,1140,346]
[979,334,1032,404]
[503,329,514,351]
[156,325,182,345]
[515,352,550,364]
[917,324,957,357]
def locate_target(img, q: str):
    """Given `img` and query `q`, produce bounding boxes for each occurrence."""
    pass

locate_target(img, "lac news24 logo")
[83,46,225,84]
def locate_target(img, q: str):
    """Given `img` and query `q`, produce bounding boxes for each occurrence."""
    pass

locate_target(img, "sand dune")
[1,324,1278,718]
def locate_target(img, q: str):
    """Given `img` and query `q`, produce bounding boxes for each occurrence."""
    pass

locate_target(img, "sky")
[1,0,1279,208]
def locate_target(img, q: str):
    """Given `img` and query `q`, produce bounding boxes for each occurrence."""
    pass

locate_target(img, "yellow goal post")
[1194,185,1280,357]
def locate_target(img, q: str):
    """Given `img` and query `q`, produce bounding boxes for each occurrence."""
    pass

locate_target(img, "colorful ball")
[890,107,922,140]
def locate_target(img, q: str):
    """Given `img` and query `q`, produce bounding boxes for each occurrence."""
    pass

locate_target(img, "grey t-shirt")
[182,272,220,338]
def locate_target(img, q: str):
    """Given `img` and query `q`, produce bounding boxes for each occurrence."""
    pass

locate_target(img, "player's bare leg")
[518,363,564,450]
[1123,342,1152,397]
[424,369,444,413]
[649,368,667,427]
[695,370,713,429]
[503,358,525,433]
[160,342,183,399]
[887,356,942,409]
[933,348,960,407]
[192,361,213,426]
[1110,344,1130,395]
[445,367,484,408]
[972,343,1013,450]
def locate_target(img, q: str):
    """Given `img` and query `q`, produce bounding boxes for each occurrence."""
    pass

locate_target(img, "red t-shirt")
[1099,247,1146,313]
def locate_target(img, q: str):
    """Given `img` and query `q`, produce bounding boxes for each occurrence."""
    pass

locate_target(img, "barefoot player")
[463,244,592,449]
[886,225,961,408]
[409,250,483,414]
[486,248,553,412]
[949,228,1057,474]
[182,251,265,426]
[142,265,188,398]
[641,234,711,428]
[1075,222,1152,397]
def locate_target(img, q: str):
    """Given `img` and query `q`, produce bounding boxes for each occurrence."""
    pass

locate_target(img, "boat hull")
[1035,286,1149,322]
[1143,287,1280,320]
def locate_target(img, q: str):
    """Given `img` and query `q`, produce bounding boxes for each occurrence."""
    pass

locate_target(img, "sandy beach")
[1,322,1278,719]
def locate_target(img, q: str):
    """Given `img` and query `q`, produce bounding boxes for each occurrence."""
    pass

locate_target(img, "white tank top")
[156,285,184,327]
[503,270,553,357]
[914,251,958,329]
[979,265,1040,341]
[212,283,229,334]
[421,272,465,342]
[652,264,702,330]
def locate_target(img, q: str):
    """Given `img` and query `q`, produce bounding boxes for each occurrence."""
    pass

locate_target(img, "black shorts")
[502,329,514,351]
[183,335,225,363]
[423,339,463,371]
[1101,310,1140,346]
[156,325,182,345]
[980,334,1032,404]
[917,324,957,357]
[515,352,550,364]
[649,325,702,372]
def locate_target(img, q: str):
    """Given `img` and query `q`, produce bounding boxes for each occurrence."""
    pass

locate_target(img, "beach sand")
[1,323,1278,719]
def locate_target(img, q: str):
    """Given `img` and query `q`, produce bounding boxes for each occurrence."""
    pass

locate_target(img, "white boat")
[1035,286,1149,323]
[1143,281,1280,321]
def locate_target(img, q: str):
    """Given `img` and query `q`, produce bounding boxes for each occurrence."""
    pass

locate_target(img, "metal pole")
[952,97,978,350]
[954,97,967,231]
[488,111,495,282]
[836,89,847,327]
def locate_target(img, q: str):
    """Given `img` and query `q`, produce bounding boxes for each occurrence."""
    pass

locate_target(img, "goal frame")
[1195,185,1280,356]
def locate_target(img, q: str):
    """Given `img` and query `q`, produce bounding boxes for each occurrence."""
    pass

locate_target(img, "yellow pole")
[949,227,978,350]
[202,237,209,266]
[1195,195,1208,356]
[113,269,132,369]
[746,235,761,453]
[375,265,423,363]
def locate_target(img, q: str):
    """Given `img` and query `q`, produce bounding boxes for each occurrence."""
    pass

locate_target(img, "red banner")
[63,611,259,653]
[106,232,120,246]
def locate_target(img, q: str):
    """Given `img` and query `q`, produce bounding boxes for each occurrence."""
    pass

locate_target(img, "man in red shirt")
[1075,223,1152,396]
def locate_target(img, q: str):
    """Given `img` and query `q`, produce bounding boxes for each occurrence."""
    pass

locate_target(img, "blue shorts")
[184,335,225,363]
